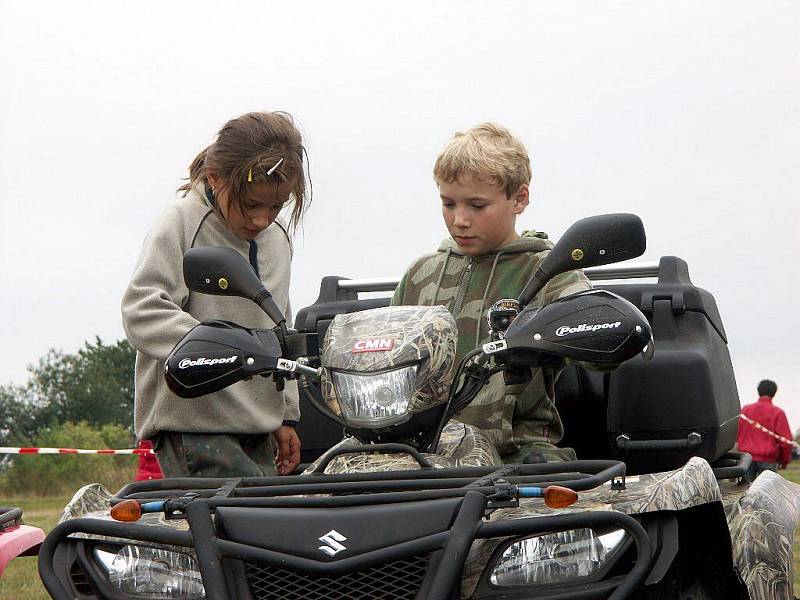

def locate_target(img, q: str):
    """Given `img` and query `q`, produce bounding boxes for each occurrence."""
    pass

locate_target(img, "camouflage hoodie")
[392,231,591,459]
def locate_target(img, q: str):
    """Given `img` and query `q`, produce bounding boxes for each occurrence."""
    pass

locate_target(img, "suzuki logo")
[318,530,348,557]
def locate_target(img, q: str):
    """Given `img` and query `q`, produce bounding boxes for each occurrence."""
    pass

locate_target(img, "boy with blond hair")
[392,123,590,463]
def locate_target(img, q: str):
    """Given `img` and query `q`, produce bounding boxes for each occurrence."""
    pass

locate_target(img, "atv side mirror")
[184,247,286,328]
[518,213,646,306]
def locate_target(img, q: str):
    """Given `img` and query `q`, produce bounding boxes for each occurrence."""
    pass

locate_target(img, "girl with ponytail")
[123,112,312,478]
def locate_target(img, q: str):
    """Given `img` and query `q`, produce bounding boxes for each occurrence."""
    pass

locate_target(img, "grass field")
[3,464,800,599]
[786,462,800,597]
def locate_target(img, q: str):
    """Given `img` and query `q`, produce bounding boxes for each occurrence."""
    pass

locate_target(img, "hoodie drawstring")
[476,251,504,346]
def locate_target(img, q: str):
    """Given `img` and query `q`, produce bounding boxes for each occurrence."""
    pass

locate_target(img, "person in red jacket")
[737,379,793,483]
[135,439,164,481]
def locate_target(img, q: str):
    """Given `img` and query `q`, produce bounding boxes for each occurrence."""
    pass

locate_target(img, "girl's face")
[208,173,292,240]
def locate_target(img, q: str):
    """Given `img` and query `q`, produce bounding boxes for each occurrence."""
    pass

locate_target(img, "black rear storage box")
[599,256,740,474]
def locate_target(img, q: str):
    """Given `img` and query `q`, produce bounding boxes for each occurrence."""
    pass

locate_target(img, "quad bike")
[0,506,45,578]
[38,214,800,599]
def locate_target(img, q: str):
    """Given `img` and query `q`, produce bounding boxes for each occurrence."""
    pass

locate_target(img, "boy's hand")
[274,425,301,475]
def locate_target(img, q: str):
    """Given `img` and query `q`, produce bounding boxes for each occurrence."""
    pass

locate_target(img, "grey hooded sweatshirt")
[122,184,299,441]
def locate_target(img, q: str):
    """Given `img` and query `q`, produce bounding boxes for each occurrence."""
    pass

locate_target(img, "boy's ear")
[512,184,530,214]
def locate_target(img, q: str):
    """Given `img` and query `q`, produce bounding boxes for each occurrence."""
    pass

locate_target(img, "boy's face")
[439,175,529,256]
[209,173,291,240]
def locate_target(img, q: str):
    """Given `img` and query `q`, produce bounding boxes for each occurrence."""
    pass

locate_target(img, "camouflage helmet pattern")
[320,305,457,418]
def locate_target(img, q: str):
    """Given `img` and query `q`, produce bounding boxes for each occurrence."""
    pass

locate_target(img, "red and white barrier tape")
[2,415,795,455]
[738,414,799,447]
[0,447,153,455]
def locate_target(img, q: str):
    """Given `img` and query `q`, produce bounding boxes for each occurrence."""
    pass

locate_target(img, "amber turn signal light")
[543,485,578,508]
[111,499,143,522]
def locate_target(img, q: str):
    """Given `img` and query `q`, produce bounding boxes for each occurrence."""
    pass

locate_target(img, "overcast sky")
[2,1,799,430]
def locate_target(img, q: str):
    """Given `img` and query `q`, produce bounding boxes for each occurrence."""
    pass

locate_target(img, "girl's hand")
[274,425,301,475]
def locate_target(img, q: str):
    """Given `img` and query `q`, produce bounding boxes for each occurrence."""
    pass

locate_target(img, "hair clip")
[267,157,284,176]
[247,167,253,182]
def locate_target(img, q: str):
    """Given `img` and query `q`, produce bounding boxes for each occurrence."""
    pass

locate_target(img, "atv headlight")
[332,365,417,428]
[94,545,205,598]
[489,528,626,587]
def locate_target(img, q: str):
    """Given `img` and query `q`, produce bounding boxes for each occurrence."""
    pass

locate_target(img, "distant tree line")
[0,338,135,447]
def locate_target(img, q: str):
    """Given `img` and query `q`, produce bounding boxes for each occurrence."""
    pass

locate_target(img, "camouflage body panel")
[321,305,457,416]
[576,455,723,514]
[59,483,114,524]
[392,233,591,457]
[59,483,191,552]
[435,421,503,467]
[722,470,800,600]
[460,456,725,598]
[302,421,501,474]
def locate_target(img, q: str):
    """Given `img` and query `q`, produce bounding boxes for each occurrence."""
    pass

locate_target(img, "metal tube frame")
[39,484,652,600]
[336,262,661,293]
[113,458,626,505]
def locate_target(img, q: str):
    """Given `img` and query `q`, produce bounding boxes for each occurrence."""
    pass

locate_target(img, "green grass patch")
[782,461,800,485]
[794,524,800,599]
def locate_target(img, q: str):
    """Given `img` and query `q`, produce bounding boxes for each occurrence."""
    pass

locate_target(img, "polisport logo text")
[555,322,622,337]
[352,338,395,353]
[178,356,238,369]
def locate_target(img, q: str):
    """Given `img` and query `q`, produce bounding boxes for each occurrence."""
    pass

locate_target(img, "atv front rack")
[38,459,666,600]
[112,458,628,505]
